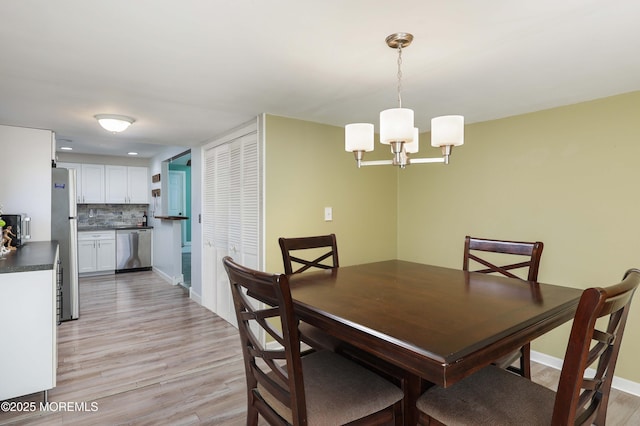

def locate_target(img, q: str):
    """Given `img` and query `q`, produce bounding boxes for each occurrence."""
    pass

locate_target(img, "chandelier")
[345,33,464,168]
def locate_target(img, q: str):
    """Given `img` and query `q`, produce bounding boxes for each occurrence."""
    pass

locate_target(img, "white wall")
[147,146,202,302]
[0,124,53,241]
[148,147,192,287]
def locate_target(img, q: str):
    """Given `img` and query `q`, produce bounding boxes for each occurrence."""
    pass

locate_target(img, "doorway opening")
[167,150,192,287]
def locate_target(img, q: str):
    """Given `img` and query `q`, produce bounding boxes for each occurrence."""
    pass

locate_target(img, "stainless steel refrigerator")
[52,167,79,321]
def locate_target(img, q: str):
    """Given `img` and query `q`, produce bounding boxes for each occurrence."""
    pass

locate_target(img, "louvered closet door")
[203,143,227,322]
[202,131,259,327]
[228,134,259,269]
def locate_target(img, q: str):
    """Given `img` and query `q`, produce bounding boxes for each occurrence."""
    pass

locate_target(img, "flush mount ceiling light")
[94,114,135,133]
[345,33,464,168]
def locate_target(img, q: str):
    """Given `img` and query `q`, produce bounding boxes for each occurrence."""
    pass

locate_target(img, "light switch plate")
[324,207,333,221]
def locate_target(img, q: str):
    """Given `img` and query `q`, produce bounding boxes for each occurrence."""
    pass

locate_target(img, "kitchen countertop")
[153,216,189,220]
[78,225,154,232]
[0,241,59,273]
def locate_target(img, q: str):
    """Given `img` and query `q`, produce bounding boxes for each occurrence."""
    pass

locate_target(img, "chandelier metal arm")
[359,157,446,168]
[408,157,446,164]
[359,159,395,168]
[354,150,451,168]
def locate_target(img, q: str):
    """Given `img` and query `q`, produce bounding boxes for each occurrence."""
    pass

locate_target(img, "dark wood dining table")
[286,260,583,425]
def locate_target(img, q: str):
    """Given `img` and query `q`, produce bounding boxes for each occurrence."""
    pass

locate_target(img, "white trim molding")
[532,350,640,397]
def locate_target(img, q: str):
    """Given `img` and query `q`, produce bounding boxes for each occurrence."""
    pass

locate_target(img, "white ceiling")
[2,1,639,159]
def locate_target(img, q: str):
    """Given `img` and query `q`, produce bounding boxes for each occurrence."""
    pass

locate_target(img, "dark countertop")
[0,241,59,273]
[154,216,189,221]
[78,225,154,232]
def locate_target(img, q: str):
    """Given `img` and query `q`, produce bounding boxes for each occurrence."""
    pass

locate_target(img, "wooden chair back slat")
[279,234,339,274]
[463,235,544,281]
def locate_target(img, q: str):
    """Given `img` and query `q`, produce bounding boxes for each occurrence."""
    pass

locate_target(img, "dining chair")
[463,235,544,281]
[463,235,544,378]
[279,234,415,417]
[416,268,640,426]
[278,234,339,275]
[279,234,340,351]
[223,256,403,426]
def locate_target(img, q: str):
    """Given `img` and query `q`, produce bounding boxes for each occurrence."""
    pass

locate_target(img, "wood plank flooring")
[1,271,249,425]
[2,270,640,425]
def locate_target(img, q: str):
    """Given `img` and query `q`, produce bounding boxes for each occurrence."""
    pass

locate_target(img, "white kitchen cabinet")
[0,244,58,401]
[78,231,116,274]
[81,164,105,203]
[78,238,97,272]
[57,162,104,203]
[128,166,149,203]
[105,165,148,204]
[56,162,82,203]
[1,125,53,240]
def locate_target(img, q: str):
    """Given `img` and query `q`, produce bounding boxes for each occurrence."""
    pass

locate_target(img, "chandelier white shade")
[95,114,135,133]
[380,108,414,144]
[406,128,419,153]
[431,115,464,148]
[345,33,464,168]
[345,123,375,152]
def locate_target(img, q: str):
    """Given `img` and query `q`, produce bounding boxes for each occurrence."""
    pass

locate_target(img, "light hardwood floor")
[2,270,639,425]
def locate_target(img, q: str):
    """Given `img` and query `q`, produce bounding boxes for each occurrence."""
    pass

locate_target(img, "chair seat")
[259,350,403,425]
[299,322,342,351]
[417,365,555,426]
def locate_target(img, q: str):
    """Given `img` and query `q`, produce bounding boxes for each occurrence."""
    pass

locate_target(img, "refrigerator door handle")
[68,218,79,319]
[68,169,77,218]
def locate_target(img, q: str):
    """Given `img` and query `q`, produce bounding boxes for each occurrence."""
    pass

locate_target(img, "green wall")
[398,91,640,383]
[264,115,398,272]
[263,91,640,384]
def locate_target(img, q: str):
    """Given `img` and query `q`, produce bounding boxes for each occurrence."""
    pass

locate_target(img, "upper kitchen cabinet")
[81,164,106,204]
[56,162,81,203]
[0,124,53,240]
[105,166,149,204]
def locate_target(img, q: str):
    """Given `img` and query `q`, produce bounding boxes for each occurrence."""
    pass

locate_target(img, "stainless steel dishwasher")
[116,228,152,272]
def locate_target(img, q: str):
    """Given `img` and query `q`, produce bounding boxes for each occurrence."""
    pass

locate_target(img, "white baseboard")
[154,266,201,304]
[189,289,202,305]
[152,267,172,284]
[531,350,640,397]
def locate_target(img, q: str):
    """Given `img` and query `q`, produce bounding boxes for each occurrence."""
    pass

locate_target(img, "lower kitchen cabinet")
[0,242,58,401]
[78,231,116,274]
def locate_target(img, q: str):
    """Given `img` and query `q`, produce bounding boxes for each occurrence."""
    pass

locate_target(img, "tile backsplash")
[78,204,148,227]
